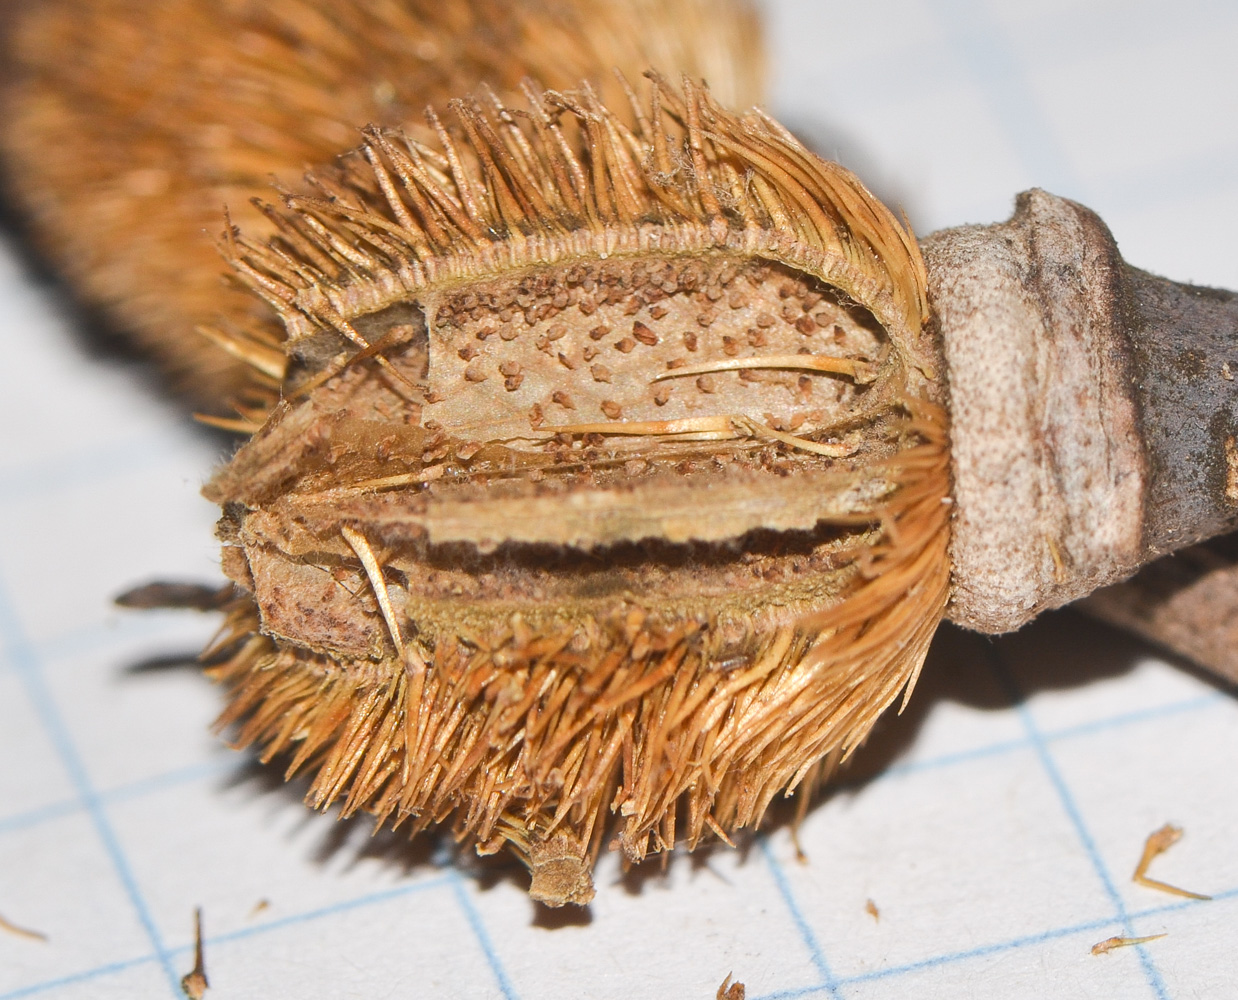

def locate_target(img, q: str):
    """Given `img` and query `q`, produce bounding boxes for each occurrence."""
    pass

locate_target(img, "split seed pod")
[200,76,951,905]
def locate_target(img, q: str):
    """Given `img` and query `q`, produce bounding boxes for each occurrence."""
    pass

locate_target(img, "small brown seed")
[632,321,658,346]
[601,400,623,419]
[464,362,487,382]
[591,364,612,383]
[614,338,636,353]
[589,324,611,341]
[683,331,699,351]
[458,345,479,361]
[755,312,776,328]
[558,352,578,370]
[795,315,817,335]
[499,360,521,377]
[504,374,524,391]
[552,390,575,409]
[653,385,672,406]
[696,375,716,393]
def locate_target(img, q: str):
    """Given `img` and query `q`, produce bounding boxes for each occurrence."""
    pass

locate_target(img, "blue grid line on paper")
[449,872,521,1000]
[749,888,1228,1000]
[985,642,1171,1000]
[0,758,239,837]
[826,687,1226,794]
[759,837,841,999]
[749,887,1232,1000]
[193,873,453,952]
[6,853,1225,1000]
[0,574,184,999]
[0,954,158,1000]
[0,874,455,1000]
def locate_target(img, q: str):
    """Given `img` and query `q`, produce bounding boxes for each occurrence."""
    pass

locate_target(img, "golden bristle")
[222,74,931,374]
[201,75,953,904]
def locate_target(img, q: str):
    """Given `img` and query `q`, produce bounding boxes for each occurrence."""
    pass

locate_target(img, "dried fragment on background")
[1091,933,1166,956]
[717,974,746,1000]
[1132,824,1211,900]
[0,911,48,942]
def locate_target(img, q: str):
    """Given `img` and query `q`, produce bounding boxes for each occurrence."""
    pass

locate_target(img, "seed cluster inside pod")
[202,76,952,906]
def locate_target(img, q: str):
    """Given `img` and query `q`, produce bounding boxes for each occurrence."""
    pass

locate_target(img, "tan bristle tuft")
[221,73,933,382]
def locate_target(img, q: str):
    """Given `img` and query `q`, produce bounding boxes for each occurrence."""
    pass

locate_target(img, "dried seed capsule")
[199,77,947,908]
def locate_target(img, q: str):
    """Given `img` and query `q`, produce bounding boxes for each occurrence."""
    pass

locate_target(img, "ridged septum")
[202,75,951,905]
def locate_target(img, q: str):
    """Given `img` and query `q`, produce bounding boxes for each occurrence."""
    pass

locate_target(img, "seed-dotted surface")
[1,0,1236,997]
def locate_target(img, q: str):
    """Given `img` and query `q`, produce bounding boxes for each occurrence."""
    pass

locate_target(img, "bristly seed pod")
[200,74,952,905]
